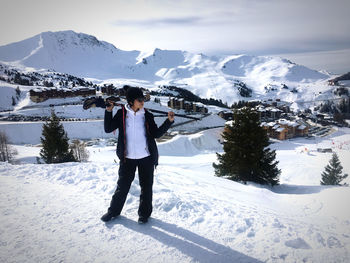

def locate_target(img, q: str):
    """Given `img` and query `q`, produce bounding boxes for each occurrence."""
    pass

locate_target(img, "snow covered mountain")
[0,31,140,79]
[0,30,332,106]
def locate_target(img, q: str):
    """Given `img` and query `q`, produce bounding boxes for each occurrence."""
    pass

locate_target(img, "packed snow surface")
[1,126,350,263]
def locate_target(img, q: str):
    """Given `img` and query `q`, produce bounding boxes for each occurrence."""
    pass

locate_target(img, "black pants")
[107,156,154,218]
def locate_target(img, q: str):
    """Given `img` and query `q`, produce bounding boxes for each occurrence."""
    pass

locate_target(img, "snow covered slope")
[0,30,332,106]
[1,127,350,262]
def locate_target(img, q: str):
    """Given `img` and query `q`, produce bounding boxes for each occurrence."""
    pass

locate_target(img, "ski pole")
[83,96,201,121]
[146,108,201,120]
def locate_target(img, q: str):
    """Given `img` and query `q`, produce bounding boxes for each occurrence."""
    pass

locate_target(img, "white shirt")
[124,104,150,159]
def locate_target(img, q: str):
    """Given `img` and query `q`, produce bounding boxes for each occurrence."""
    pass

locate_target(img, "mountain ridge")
[0,30,333,106]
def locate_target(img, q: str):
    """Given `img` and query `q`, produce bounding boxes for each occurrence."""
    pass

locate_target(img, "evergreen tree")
[39,110,75,163]
[43,80,54,87]
[213,107,280,186]
[320,153,348,185]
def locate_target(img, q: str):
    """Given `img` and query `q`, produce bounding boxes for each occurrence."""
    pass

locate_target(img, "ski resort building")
[168,97,208,113]
[261,119,309,140]
[29,87,96,102]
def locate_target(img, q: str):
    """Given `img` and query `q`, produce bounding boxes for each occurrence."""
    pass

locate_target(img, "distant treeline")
[231,100,261,109]
[151,85,229,108]
[1,67,96,88]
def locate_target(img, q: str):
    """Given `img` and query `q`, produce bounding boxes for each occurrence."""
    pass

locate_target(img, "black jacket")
[104,106,174,166]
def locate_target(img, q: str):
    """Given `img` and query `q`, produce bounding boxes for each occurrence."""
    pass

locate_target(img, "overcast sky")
[0,0,349,73]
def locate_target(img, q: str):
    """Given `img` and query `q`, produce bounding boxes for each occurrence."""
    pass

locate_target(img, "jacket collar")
[125,104,145,116]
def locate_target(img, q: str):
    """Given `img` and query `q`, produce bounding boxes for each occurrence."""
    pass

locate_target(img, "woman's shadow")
[105,216,263,263]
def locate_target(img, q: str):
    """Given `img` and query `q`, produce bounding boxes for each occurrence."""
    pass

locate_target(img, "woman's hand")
[106,100,114,112]
[168,111,175,122]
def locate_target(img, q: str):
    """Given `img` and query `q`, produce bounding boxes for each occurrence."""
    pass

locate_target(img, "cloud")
[0,0,349,73]
[276,49,350,74]
[112,16,205,27]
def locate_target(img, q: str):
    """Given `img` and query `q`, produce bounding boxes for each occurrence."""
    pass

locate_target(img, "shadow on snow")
[105,216,263,263]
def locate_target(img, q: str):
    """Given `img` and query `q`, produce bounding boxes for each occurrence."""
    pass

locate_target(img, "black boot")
[101,212,117,222]
[138,217,148,224]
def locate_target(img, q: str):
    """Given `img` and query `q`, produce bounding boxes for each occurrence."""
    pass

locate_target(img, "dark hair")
[126,87,144,105]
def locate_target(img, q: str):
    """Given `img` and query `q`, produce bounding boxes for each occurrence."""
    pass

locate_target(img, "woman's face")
[132,97,144,110]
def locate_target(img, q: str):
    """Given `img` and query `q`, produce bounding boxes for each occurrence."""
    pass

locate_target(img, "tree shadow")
[245,182,333,195]
[271,184,327,195]
[16,156,37,164]
[105,217,263,263]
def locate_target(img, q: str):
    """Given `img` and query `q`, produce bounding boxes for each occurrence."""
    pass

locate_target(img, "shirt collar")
[125,104,145,115]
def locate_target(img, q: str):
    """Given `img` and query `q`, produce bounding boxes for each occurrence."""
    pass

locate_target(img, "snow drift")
[1,127,350,262]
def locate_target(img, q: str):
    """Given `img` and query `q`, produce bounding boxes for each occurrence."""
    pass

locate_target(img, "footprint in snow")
[236,218,254,233]
[236,226,247,233]
[244,218,254,227]
[192,217,204,224]
[285,238,311,249]
[88,167,97,173]
[316,233,326,247]
[247,230,255,238]
[272,218,285,229]
[327,236,343,248]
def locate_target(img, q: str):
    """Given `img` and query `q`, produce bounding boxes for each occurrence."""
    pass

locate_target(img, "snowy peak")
[135,48,187,72]
[0,31,117,62]
[0,33,42,62]
[221,54,327,82]
[37,31,119,55]
[221,54,261,77]
[149,48,187,67]
[130,48,190,80]
[0,30,140,79]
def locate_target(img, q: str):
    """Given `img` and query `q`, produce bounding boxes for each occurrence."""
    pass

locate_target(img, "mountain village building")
[29,87,96,102]
[168,97,208,114]
[261,119,308,140]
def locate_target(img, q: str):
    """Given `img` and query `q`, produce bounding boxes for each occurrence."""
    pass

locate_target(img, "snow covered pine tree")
[39,110,75,163]
[213,107,280,186]
[320,153,348,185]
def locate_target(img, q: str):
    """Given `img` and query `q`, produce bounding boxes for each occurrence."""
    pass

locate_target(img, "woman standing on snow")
[101,87,174,224]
